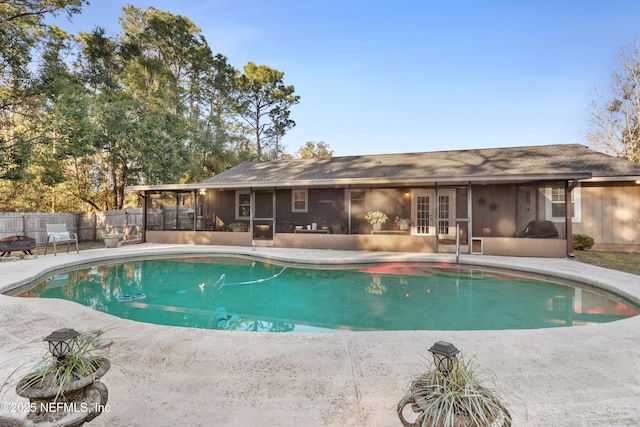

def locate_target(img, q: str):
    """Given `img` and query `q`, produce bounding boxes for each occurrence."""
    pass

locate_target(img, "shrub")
[573,234,595,250]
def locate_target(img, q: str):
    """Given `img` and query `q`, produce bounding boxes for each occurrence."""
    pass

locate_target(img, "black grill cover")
[519,220,559,238]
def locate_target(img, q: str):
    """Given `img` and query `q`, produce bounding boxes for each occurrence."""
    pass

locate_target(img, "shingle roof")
[201,144,640,188]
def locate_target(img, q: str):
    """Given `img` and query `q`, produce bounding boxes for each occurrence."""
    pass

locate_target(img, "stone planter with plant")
[4,328,112,427]
[394,216,414,231]
[397,341,511,427]
[102,232,123,248]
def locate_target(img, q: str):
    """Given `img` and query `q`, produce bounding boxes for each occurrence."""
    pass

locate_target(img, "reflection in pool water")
[20,256,638,332]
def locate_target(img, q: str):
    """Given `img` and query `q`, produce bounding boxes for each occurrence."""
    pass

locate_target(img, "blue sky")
[49,1,640,156]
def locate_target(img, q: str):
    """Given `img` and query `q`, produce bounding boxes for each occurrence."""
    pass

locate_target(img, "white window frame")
[291,189,308,212]
[236,190,251,220]
[546,186,581,223]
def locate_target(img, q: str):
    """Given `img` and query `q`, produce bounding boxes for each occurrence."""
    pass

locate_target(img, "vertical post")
[193,190,197,231]
[92,212,97,242]
[124,211,129,240]
[250,188,254,245]
[75,213,80,242]
[565,180,578,258]
[175,192,180,230]
[467,182,472,254]
[455,223,460,264]
[435,183,439,253]
[347,187,352,234]
[141,192,147,243]
[272,189,276,239]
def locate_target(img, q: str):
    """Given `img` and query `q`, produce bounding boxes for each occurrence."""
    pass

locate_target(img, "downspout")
[565,179,579,258]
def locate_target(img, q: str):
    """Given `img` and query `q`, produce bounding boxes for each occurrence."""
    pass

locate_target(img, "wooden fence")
[0,210,143,245]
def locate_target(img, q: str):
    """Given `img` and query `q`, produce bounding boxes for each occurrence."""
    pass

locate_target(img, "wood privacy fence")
[0,210,143,245]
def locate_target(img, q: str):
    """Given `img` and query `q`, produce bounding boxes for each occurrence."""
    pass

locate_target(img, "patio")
[1,244,639,426]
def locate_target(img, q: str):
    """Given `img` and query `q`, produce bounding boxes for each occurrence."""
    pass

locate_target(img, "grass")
[574,250,640,276]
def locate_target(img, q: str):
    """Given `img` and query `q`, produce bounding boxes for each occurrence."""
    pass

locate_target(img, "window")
[236,191,251,219]
[546,186,581,222]
[292,189,308,212]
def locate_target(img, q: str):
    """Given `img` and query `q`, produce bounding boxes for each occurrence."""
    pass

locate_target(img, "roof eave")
[581,175,640,183]
[127,172,592,192]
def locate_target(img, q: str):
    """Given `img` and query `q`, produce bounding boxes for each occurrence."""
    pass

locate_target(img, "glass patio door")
[412,189,456,238]
[413,190,434,235]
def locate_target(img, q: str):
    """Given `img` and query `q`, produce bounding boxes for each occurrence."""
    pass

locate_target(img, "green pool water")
[21,256,638,332]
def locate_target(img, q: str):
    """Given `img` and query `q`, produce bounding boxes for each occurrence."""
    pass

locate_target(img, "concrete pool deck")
[1,243,639,426]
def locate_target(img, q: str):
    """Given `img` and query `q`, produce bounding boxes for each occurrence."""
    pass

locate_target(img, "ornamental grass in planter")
[2,330,112,426]
[397,355,511,427]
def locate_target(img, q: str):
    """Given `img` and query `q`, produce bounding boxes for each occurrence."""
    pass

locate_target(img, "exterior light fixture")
[44,328,81,360]
[199,188,206,195]
[428,341,460,376]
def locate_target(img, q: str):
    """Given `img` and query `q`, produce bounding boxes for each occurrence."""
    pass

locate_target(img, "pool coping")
[1,243,640,426]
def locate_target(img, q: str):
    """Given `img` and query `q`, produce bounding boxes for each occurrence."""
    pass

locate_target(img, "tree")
[0,4,301,211]
[0,2,90,211]
[233,62,299,160]
[187,53,242,180]
[587,38,640,163]
[0,0,86,180]
[119,6,241,182]
[296,141,333,159]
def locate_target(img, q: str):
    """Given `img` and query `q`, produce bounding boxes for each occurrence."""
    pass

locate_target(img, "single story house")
[128,144,640,257]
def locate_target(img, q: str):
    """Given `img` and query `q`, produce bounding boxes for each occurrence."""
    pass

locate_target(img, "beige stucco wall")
[145,231,569,257]
[480,237,568,257]
[145,231,438,253]
[275,234,437,252]
[146,230,251,246]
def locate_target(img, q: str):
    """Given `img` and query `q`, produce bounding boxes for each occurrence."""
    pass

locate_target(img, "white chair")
[44,224,79,256]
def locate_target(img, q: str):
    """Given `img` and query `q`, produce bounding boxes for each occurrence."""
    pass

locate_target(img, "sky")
[48,0,640,157]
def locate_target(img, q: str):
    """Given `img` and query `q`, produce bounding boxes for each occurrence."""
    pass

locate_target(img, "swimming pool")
[18,255,638,332]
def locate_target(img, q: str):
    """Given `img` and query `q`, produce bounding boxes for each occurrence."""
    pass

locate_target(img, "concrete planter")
[16,357,110,426]
[103,238,120,248]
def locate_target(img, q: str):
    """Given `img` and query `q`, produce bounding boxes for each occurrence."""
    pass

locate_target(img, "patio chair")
[44,224,79,256]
